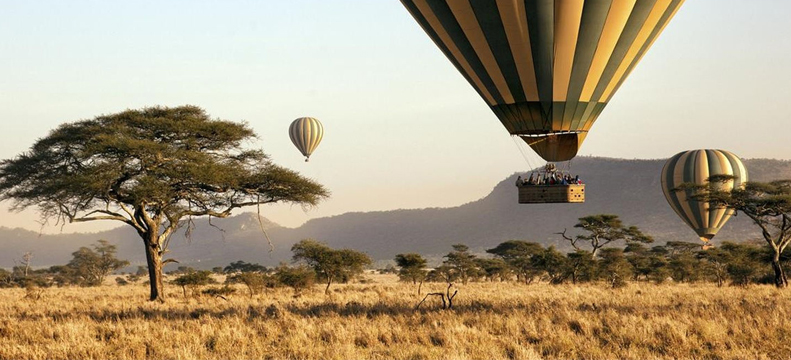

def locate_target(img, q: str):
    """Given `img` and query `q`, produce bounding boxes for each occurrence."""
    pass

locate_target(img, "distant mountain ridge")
[1,157,790,270]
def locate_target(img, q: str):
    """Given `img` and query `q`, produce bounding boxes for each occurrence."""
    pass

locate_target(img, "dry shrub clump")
[0,276,789,359]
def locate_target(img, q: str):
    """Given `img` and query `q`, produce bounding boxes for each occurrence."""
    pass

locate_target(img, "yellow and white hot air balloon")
[400,0,685,162]
[660,149,748,244]
[289,117,324,162]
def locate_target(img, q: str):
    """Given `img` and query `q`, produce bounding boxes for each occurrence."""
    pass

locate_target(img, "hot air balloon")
[400,0,685,162]
[660,149,748,245]
[289,117,324,162]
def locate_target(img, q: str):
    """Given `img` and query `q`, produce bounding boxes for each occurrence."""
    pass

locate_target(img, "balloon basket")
[517,184,585,204]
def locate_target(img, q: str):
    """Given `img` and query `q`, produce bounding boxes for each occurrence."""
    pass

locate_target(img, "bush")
[202,285,236,298]
[0,268,15,288]
[172,270,217,297]
[597,248,633,288]
[224,261,268,274]
[275,264,315,293]
[226,272,276,298]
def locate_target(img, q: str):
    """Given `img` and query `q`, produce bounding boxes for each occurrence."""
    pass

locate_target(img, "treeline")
[0,240,128,288]
[0,238,370,300]
[2,222,787,297]
[391,213,789,289]
[163,238,372,298]
[392,239,789,290]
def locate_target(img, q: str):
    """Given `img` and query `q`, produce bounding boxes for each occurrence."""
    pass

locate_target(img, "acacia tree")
[274,264,315,294]
[475,258,512,282]
[531,246,567,284]
[291,239,371,293]
[688,176,791,287]
[67,240,129,286]
[0,106,329,301]
[564,250,596,284]
[172,270,216,298]
[558,214,653,257]
[223,260,267,274]
[443,244,480,285]
[486,240,544,283]
[597,248,633,288]
[394,253,428,294]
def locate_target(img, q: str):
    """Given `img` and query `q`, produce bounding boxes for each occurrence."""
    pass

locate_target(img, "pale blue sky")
[1,1,790,232]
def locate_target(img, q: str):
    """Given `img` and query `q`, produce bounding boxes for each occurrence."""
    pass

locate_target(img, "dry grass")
[0,275,789,360]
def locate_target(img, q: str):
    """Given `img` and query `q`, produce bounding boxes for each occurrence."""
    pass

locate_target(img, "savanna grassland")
[1,275,789,360]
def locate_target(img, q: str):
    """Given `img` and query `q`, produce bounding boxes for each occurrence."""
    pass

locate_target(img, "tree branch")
[746,212,778,250]
[71,215,134,225]
[556,229,580,251]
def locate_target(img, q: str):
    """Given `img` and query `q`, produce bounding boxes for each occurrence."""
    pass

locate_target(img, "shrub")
[226,272,276,298]
[172,270,216,297]
[275,264,315,294]
[202,285,236,298]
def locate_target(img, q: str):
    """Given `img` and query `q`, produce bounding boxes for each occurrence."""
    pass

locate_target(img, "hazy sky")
[1,0,790,233]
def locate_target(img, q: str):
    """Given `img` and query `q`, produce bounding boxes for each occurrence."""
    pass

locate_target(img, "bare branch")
[556,229,580,251]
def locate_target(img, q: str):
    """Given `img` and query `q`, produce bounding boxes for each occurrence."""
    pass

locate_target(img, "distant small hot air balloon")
[660,149,748,244]
[289,117,323,162]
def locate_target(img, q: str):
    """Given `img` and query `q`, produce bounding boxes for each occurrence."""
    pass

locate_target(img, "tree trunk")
[144,236,165,302]
[325,276,332,294]
[418,280,423,295]
[771,252,788,288]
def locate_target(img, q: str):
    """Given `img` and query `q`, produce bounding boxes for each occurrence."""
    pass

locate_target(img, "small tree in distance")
[291,239,371,294]
[226,272,273,298]
[558,214,653,257]
[275,264,315,295]
[0,105,329,301]
[475,258,512,282]
[172,270,216,298]
[564,250,596,284]
[443,244,480,285]
[66,239,129,286]
[394,253,428,294]
[224,260,267,274]
[597,248,632,288]
[531,246,567,284]
[486,240,543,283]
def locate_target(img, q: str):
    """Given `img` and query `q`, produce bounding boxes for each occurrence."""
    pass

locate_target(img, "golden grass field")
[0,274,789,360]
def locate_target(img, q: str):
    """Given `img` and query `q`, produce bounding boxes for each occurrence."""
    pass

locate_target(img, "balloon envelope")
[401,0,685,161]
[289,117,324,161]
[660,149,748,243]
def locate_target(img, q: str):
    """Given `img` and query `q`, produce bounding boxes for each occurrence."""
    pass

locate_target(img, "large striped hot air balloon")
[401,0,684,161]
[660,150,748,244]
[289,117,324,162]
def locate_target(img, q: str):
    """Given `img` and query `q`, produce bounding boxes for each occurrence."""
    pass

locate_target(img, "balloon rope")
[511,135,536,172]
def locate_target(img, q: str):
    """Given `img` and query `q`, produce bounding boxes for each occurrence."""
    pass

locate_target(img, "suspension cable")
[511,135,535,173]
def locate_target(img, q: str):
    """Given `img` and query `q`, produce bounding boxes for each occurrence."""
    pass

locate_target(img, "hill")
[1,157,790,270]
